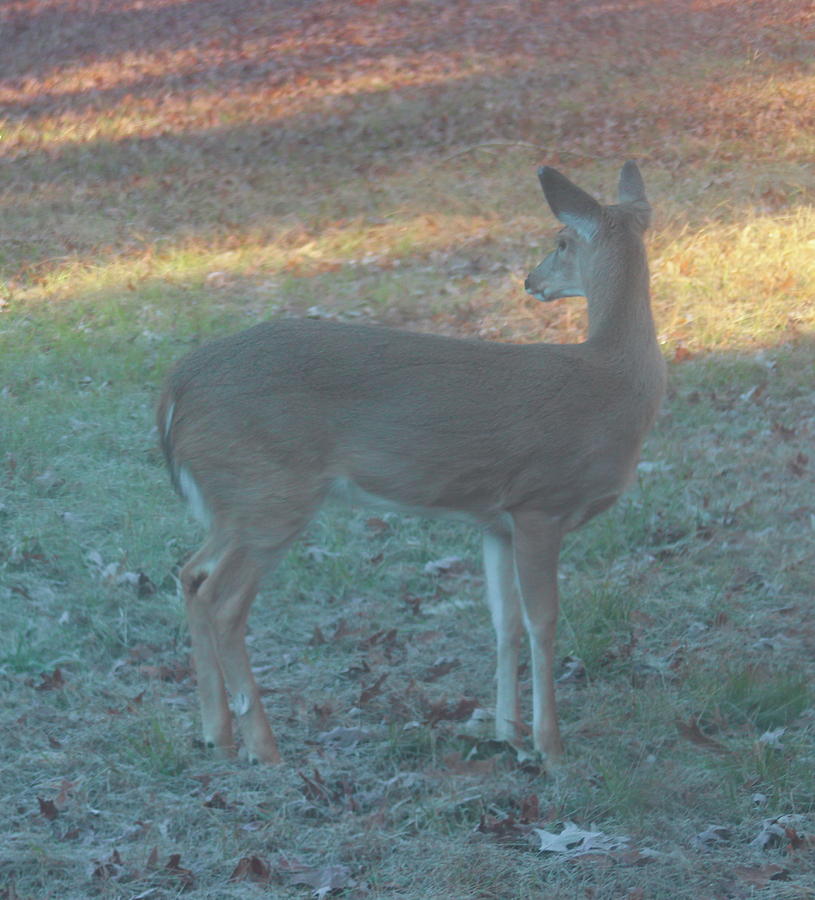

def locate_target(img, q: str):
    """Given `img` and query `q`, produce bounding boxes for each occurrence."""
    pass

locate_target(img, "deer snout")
[524,274,548,303]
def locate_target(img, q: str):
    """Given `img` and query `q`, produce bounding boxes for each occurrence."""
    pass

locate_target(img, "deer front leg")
[482,524,523,743]
[511,509,564,760]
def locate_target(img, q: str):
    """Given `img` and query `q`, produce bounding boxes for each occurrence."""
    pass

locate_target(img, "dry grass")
[2,1,815,897]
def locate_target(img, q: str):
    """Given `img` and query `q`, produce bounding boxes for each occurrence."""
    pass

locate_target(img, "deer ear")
[618,160,651,231]
[538,166,602,243]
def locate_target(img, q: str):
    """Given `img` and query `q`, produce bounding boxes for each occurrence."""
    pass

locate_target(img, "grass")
[2,0,815,897]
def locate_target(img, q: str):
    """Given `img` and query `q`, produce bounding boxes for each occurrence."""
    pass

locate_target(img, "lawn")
[1,1,815,897]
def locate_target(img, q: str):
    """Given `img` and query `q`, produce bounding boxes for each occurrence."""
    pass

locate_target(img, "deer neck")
[584,247,656,353]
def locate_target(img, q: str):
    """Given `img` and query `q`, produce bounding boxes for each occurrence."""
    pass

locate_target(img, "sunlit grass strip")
[8,204,814,354]
[651,206,815,351]
[10,211,497,300]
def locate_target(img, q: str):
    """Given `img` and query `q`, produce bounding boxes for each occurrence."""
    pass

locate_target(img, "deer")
[157,161,666,765]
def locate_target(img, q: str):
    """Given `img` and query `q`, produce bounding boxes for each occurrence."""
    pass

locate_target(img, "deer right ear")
[618,161,651,232]
[538,167,602,243]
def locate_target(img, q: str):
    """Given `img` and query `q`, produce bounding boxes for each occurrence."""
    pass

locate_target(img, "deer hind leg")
[181,538,234,757]
[482,524,523,744]
[183,523,311,765]
[511,509,564,760]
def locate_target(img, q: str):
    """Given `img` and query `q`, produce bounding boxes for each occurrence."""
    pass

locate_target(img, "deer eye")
[557,238,568,252]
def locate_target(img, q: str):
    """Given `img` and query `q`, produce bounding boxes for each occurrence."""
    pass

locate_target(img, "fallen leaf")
[298,769,334,804]
[423,555,466,576]
[476,812,524,838]
[230,855,272,884]
[359,673,388,705]
[426,696,479,726]
[421,656,460,681]
[308,625,326,646]
[758,726,786,749]
[31,668,65,691]
[317,726,375,746]
[203,791,230,809]
[751,815,811,851]
[136,572,156,596]
[519,793,540,823]
[91,849,126,881]
[692,824,731,849]
[556,655,586,684]
[138,661,190,682]
[365,516,390,533]
[358,628,398,649]
[787,452,808,477]
[37,797,58,820]
[535,822,629,858]
[443,751,497,775]
[278,858,355,899]
[165,853,195,889]
[675,717,729,755]
[772,422,796,441]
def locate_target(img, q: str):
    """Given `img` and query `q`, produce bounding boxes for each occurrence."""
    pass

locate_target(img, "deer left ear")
[539,166,602,243]
[618,161,651,231]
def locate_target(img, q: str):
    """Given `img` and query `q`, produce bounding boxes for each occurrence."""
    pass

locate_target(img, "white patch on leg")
[163,401,175,444]
[178,465,212,528]
[232,692,251,717]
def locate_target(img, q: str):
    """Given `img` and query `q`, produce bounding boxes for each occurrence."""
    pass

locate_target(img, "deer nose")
[524,276,531,291]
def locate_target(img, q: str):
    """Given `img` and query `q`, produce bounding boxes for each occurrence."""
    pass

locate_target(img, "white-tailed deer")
[157,162,665,764]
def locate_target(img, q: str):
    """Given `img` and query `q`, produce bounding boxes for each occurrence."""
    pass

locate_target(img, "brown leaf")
[402,593,422,615]
[422,656,460,682]
[298,768,334,804]
[476,812,523,838]
[230,855,272,884]
[444,751,497,775]
[359,673,388,705]
[423,555,466,576]
[519,793,540,824]
[283,861,355,895]
[54,779,76,807]
[332,618,354,640]
[675,718,729,755]
[91,849,125,881]
[427,696,479,725]
[673,345,692,362]
[37,797,58,820]
[137,572,156,597]
[32,668,65,691]
[203,791,230,809]
[308,625,327,646]
[772,421,796,441]
[359,628,398,649]
[138,661,190,682]
[365,516,390,533]
[165,853,195,889]
[787,452,808,477]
